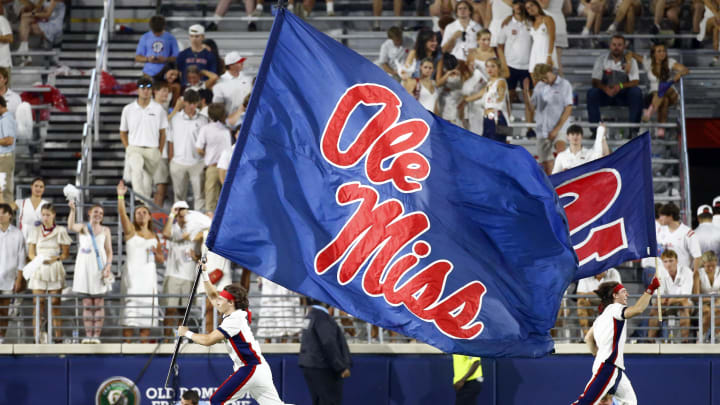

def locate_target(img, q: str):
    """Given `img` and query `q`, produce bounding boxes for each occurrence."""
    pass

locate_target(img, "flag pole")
[164,256,206,388]
[655,256,662,323]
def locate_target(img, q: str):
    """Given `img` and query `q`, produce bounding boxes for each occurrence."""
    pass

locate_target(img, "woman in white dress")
[465,58,510,142]
[26,203,70,343]
[11,177,48,242]
[539,0,567,73]
[488,0,514,47]
[402,58,439,113]
[525,0,557,75]
[694,251,720,341]
[436,57,469,126]
[117,181,164,343]
[68,200,113,343]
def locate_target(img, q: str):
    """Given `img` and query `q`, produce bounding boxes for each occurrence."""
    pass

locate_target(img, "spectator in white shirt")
[694,251,720,341]
[552,124,610,174]
[0,7,12,69]
[497,2,533,131]
[714,196,720,228]
[218,127,240,185]
[377,26,413,81]
[576,268,621,336]
[658,202,702,272]
[0,68,22,115]
[161,201,203,341]
[0,203,25,343]
[152,81,171,208]
[119,77,168,199]
[196,103,232,212]
[212,51,253,117]
[169,90,208,211]
[587,35,643,132]
[648,249,693,341]
[695,205,720,258]
[442,1,482,62]
[527,63,572,175]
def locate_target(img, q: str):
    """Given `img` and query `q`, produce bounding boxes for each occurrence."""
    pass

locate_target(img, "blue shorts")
[507,67,531,90]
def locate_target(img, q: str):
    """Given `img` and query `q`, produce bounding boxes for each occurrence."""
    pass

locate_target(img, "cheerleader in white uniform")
[68,200,113,343]
[117,181,164,343]
[178,274,287,405]
[26,203,70,343]
[525,0,557,75]
[572,279,659,404]
[403,58,439,113]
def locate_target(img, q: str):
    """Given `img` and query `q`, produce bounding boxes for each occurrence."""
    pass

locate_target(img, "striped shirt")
[217,309,264,371]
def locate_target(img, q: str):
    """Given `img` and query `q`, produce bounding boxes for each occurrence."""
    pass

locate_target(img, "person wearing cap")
[135,15,179,77]
[299,298,352,405]
[161,200,203,340]
[212,51,253,116]
[119,77,169,199]
[713,196,720,228]
[177,24,218,88]
[178,271,288,404]
[694,204,720,259]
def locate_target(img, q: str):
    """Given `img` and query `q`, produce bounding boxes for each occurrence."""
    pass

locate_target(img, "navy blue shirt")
[177,48,218,86]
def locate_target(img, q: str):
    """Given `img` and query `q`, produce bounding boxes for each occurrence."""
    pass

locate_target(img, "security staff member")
[453,354,483,404]
[299,298,352,405]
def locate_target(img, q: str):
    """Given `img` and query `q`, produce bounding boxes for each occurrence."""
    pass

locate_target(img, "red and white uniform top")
[217,309,265,371]
[591,303,627,373]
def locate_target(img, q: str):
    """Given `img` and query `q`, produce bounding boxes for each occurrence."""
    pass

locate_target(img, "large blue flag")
[549,134,657,281]
[207,9,578,357]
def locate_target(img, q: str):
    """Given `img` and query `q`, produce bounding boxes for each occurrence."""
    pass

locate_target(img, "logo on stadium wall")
[315,84,487,340]
[96,376,140,405]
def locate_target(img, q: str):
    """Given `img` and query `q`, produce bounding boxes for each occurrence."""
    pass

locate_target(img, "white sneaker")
[92,338,101,344]
[581,27,590,36]
[606,23,616,34]
[81,338,91,344]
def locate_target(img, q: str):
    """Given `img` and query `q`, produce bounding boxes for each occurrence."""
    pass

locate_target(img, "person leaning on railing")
[648,249,694,342]
[694,251,720,342]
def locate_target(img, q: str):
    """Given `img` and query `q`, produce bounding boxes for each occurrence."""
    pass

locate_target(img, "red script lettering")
[315,182,486,339]
[556,169,628,266]
[321,84,430,193]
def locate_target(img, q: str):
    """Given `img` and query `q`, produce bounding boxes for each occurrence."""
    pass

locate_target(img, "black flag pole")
[164,256,206,388]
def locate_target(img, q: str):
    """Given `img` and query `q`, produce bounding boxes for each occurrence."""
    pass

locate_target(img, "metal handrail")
[3,291,717,344]
[76,0,114,189]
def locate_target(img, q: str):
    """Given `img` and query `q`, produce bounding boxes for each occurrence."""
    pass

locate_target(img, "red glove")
[645,277,660,294]
[209,269,223,284]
